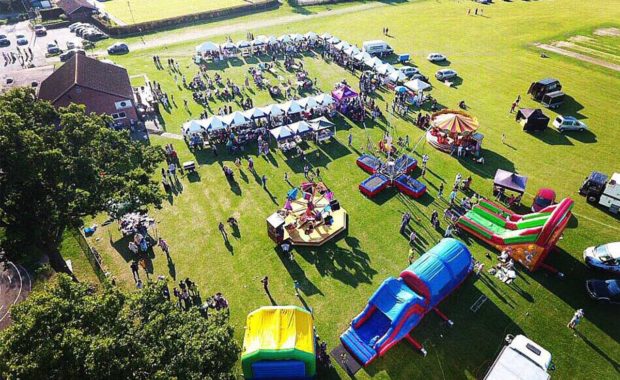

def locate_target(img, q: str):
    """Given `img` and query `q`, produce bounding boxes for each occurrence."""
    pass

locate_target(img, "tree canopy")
[0,275,240,379]
[0,88,163,267]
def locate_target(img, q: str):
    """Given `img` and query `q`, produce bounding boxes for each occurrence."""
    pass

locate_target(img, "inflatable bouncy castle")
[339,239,473,366]
[457,198,573,272]
[242,306,316,379]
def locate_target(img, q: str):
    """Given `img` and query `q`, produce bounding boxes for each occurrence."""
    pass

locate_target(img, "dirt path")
[122,2,389,53]
[534,43,620,72]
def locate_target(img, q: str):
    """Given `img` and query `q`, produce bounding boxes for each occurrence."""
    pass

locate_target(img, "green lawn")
[102,0,252,24]
[82,0,619,378]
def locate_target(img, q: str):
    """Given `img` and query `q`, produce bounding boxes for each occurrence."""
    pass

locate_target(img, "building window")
[111,112,127,120]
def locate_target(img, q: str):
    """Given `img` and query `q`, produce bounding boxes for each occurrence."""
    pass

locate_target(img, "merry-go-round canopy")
[431,110,479,135]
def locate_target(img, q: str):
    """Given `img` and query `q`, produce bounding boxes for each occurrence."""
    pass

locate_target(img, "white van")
[485,335,553,380]
[362,40,393,57]
[599,173,620,214]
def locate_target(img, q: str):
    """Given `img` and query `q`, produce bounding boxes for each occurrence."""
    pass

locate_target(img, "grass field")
[101,0,250,24]
[82,0,619,378]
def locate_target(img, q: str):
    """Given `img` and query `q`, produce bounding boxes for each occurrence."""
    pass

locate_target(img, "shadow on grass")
[294,233,377,289]
[529,247,620,343]
[274,246,324,296]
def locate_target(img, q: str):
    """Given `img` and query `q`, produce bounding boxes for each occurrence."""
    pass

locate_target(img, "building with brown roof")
[56,0,97,22]
[38,54,137,127]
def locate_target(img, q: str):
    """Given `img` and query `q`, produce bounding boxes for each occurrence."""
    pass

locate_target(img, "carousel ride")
[356,136,426,199]
[425,110,483,155]
[266,182,347,246]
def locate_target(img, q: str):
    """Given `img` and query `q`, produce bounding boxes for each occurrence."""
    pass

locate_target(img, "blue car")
[584,242,620,273]
[586,279,620,304]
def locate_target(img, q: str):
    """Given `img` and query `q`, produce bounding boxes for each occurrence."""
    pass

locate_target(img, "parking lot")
[1,21,83,73]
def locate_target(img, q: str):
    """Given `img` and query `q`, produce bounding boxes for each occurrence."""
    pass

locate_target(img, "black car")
[586,279,620,304]
[0,38,10,47]
[107,43,129,55]
[411,73,429,83]
[60,48,86,62]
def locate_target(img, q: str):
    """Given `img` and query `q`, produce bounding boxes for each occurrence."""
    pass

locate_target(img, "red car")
[532,188,556,212]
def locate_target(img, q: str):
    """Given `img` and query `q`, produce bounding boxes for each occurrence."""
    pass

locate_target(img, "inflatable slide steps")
[340,327,378,365]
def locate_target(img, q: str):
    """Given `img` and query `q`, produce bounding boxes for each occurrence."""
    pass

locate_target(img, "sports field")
[101,0,249,25]
[84,0,620,378]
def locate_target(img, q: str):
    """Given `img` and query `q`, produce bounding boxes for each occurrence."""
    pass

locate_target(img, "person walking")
[509,102,517,113]
[262,174,267,189]
[438,182,444,198]
[219,222,228,242]
[568,308,585,330]
[454,173,462,188]
[449,189,458,204]
[348,132,353,147]
[130,261,140,282]
[409,230,417,245]
[400,212,411,234]
[261,276,270,294]
[248,157,254,171]
[158,238,170,257]
[284,172,289,183]
[294,280,301,297]
[168,162,177,178]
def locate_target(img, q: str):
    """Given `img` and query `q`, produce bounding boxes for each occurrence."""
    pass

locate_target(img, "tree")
[0,275,240,379]
[0,88,164,272]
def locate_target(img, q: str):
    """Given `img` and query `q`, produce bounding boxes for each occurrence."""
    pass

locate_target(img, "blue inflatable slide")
[340,238,473,366]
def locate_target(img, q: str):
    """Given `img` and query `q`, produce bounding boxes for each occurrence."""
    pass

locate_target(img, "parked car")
[69,22,85,32]
[84,31,108,41]
[586,279,620,304]
[398,66,419,78]
[411,73,429,82]
[75,24,93,36]
[107,42,129,54]
[427,53,447,62]
[34,25,47,36]
[584,242,620,273]
[553,115,588,132]
[579,171,620,213]
[532,188,556,212]
[0,38,10,47]
[362,40,393,57]
[435,69,457,81]
[60,48,85,62]
[47,43,60,54]
[16,34,28,46]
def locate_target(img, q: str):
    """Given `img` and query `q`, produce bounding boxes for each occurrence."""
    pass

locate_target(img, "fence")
[91,0,279,37]
[70,228,109,283]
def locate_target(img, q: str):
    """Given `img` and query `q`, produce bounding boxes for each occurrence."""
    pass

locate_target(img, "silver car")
[553,116,588,132]
[584,242,620,273]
